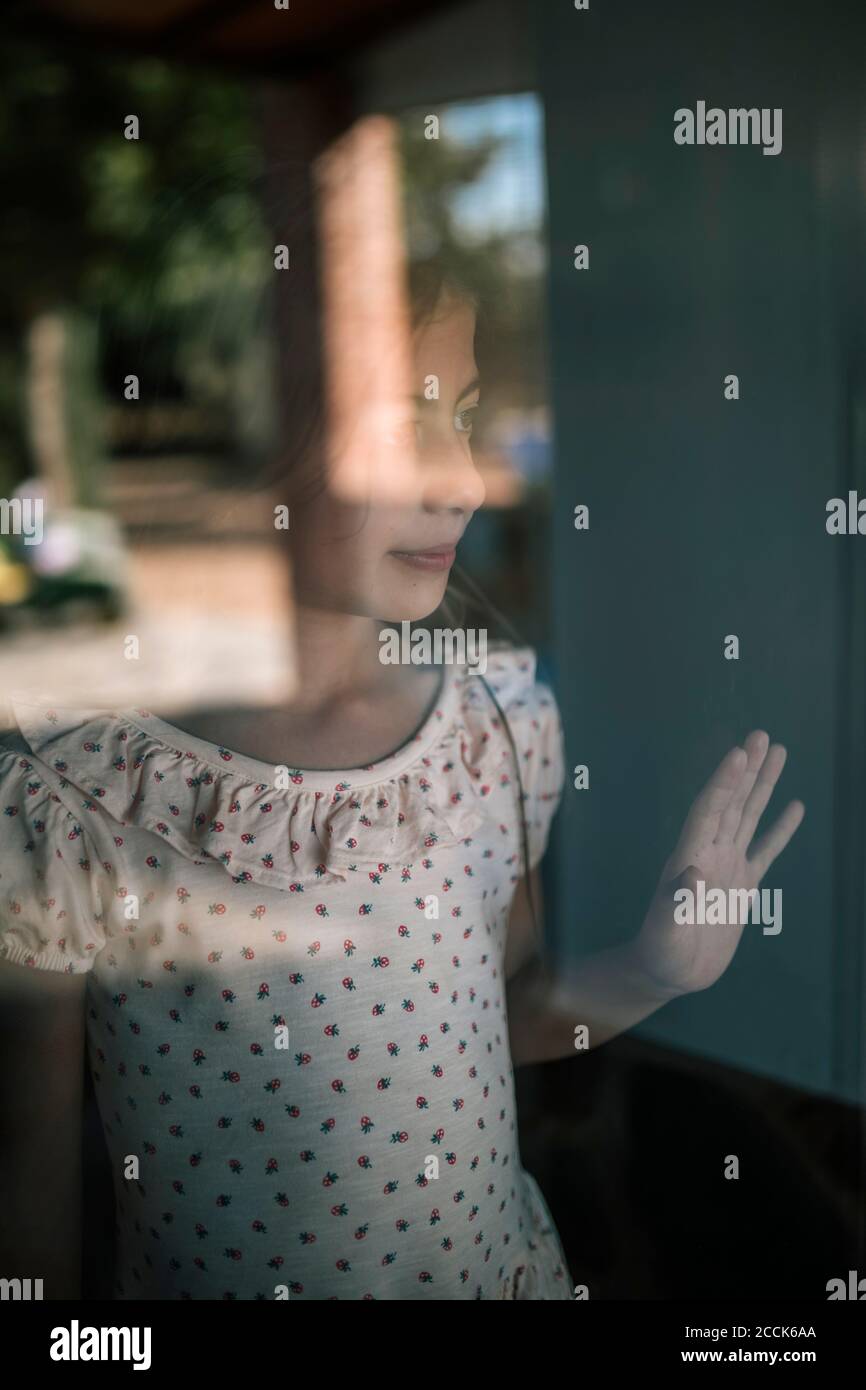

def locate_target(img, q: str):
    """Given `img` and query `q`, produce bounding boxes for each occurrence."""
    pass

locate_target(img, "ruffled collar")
[7,652,533,891]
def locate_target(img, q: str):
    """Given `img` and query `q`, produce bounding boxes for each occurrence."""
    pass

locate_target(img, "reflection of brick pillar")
[315,114,417,503]
[259,80,417,507]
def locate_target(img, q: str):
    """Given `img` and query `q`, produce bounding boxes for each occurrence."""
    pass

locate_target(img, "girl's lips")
[389,547,456,572]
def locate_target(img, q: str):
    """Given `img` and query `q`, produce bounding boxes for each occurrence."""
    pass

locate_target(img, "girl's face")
[289,291,486,623]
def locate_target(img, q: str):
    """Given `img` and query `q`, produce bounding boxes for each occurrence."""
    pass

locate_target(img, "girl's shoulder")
[458,643,566,874]
[0,709,88,841]
[458,641,562,742]
[0,696,116,864]
[0,705,108,975]
[465,641,557,704]
[0,716,57,802]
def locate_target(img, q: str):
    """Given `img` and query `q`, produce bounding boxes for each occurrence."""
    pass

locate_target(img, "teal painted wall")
[539,0,865,1102]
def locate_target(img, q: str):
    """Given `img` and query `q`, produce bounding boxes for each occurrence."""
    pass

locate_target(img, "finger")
[734,743,788,850]
[670,744,748,868]
[715,729,770,844]
[747,799,805,881]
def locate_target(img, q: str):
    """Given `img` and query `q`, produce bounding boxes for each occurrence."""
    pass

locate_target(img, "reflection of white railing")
[0,591,296,711]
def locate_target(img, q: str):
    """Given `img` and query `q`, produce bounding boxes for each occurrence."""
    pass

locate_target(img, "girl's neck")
[288,607,390,711]
[155,606,442,771]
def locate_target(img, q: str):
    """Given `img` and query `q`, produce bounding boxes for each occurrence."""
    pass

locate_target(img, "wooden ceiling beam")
[8,0,466,83]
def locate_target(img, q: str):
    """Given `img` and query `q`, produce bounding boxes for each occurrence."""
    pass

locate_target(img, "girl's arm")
[505,730,804,1067]
[505,873,674,1067]
[0,956,87,1299]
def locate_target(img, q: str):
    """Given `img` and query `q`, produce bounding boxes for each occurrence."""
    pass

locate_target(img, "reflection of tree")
[400,121,504,295]
[0,38,267,499]
[0,40,548,516]
[398,116,548,423]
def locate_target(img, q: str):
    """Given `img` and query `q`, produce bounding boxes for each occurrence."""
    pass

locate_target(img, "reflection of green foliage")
[399,121,505,312]
[0,41,547,492]
[0,38,268,480]
[0,42,265,325]
[398,116,547,410]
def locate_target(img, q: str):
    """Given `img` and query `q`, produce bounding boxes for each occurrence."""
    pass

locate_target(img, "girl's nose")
[420,438,486,516]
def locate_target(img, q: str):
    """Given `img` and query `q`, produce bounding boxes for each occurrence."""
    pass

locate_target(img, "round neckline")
[118,661,468,794]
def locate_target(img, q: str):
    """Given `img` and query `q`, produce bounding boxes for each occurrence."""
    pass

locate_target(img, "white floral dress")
[0,644,574,1300]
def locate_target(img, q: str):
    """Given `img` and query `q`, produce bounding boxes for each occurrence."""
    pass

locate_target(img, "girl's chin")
[379,582,449,625]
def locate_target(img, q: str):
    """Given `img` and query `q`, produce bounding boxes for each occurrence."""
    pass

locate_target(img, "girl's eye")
[454,405,478,435]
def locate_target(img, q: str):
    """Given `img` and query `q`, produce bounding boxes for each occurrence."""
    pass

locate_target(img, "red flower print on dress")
[0,646,574,1299]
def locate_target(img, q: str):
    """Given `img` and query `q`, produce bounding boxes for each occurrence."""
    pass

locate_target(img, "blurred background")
[3,0,864,1300]
[0,18,553,705]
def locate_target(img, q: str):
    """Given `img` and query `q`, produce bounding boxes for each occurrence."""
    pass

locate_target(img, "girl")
[0,260,804,1301]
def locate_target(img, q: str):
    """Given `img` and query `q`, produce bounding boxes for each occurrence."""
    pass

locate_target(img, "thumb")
[664,863,703,898]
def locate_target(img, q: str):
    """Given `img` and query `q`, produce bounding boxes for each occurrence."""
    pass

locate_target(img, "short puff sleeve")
[0,746,107,974]
[472,646,567,874]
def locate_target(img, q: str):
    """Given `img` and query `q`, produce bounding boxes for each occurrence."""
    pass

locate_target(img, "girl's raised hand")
[631,730,805,999]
